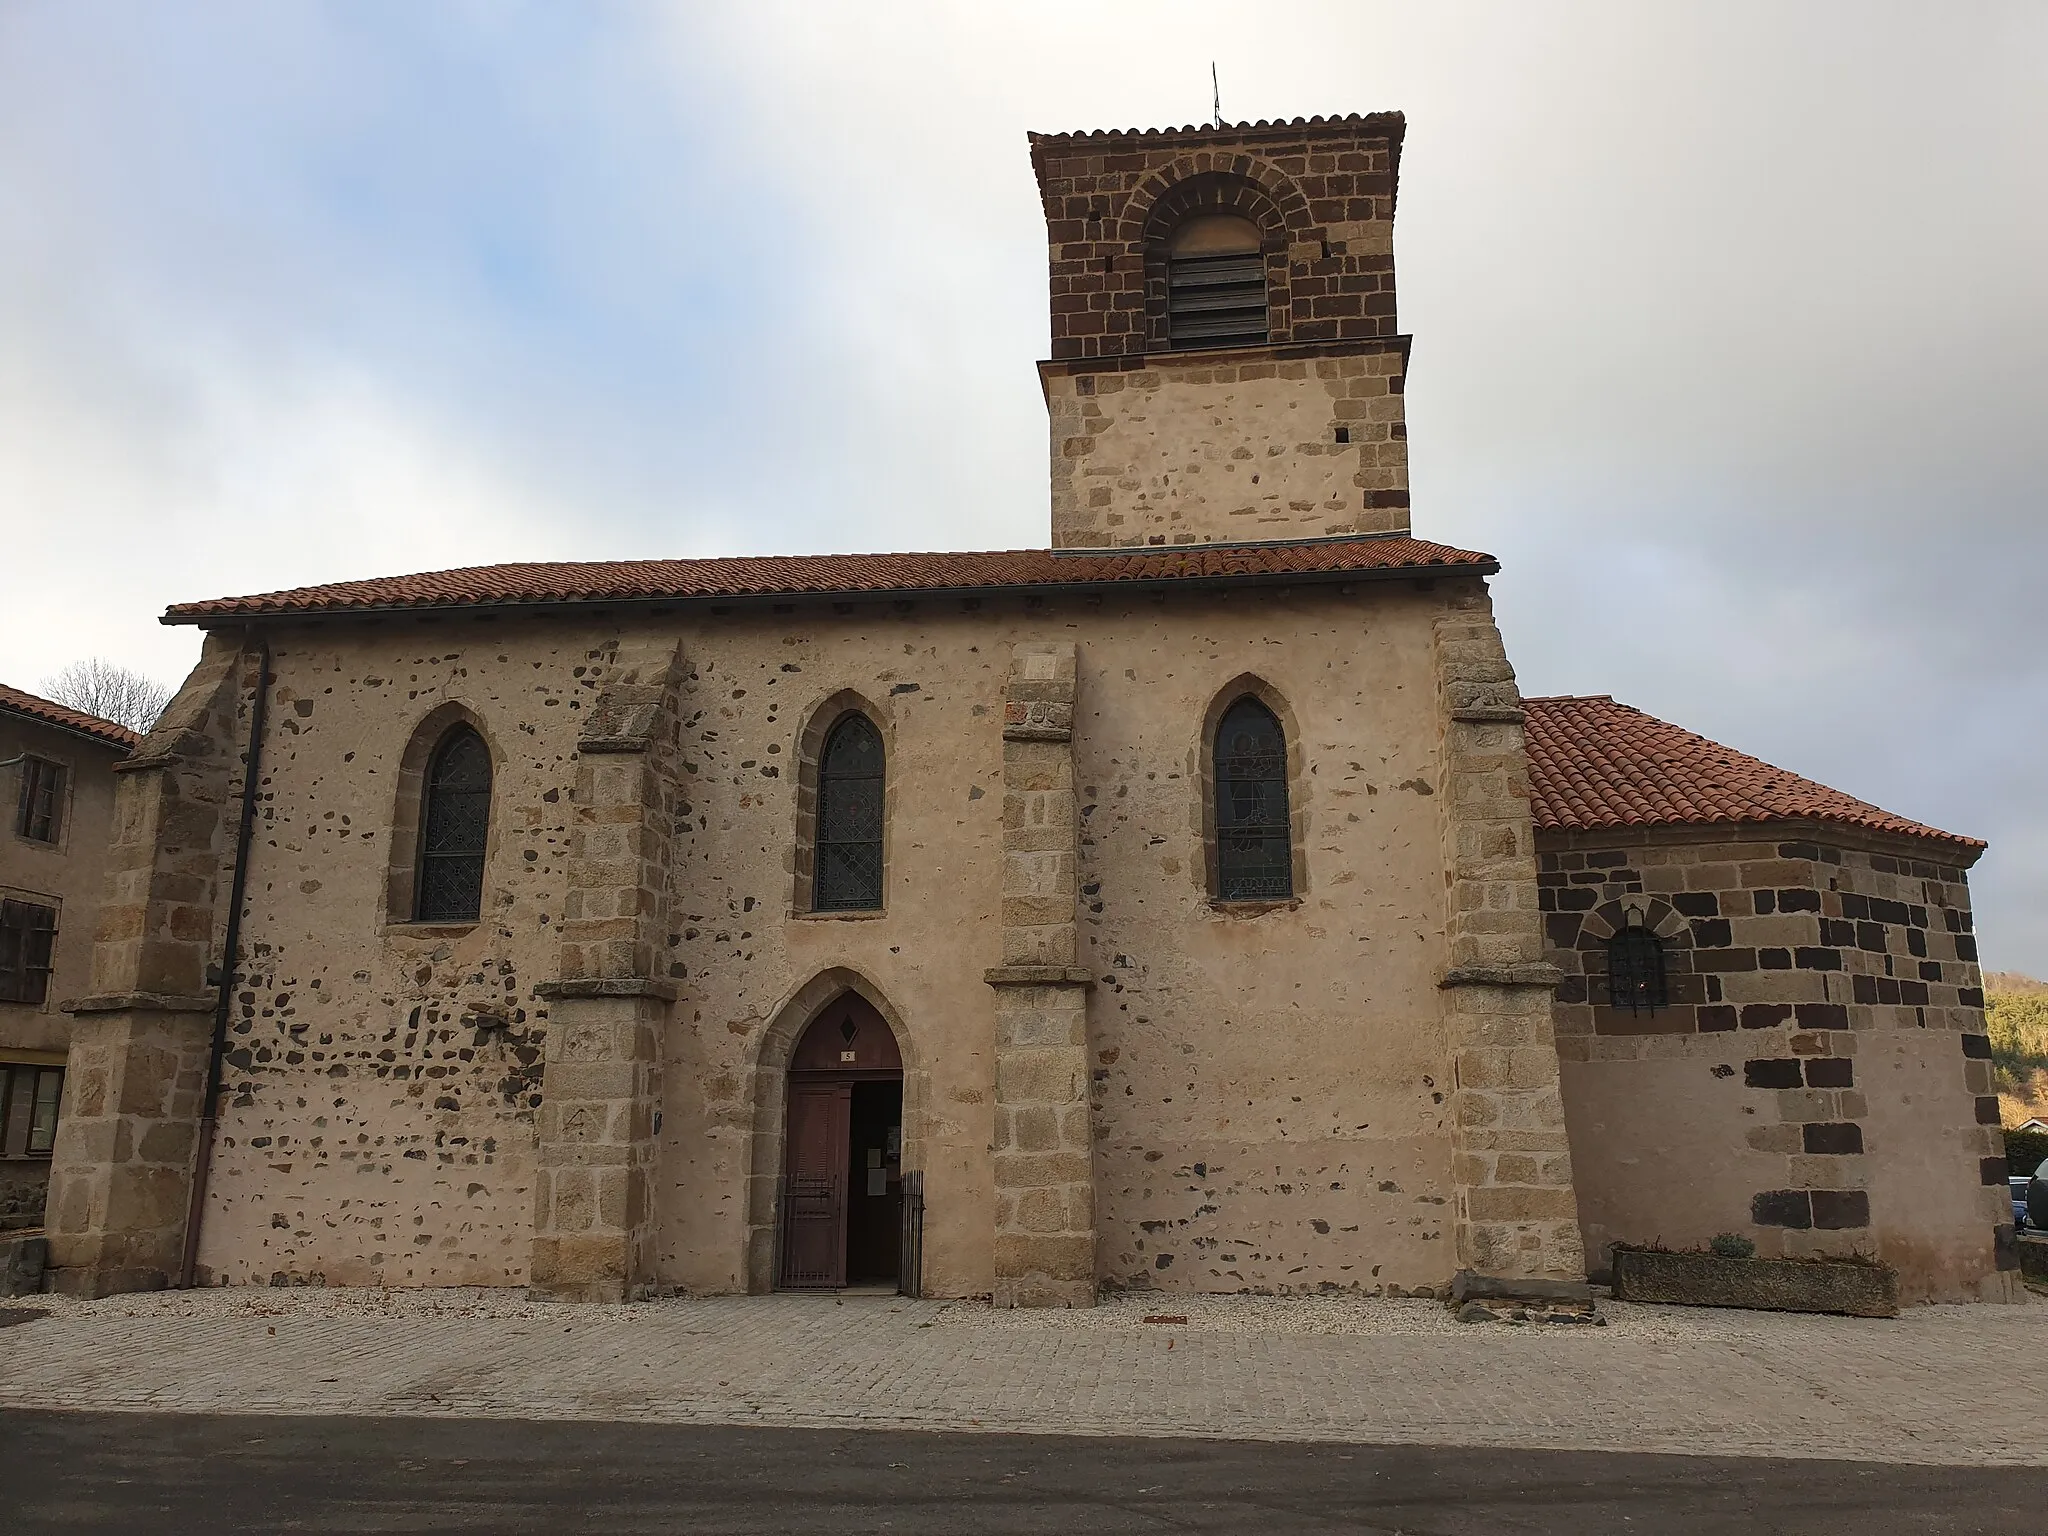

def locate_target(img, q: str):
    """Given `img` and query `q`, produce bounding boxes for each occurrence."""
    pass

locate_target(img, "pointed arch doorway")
[778,992,906,1290]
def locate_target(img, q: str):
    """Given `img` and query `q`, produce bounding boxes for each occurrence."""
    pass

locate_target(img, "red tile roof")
[1027,111,1405,149]
[1524,695,1981,855]
[0,683,140,751]
[161,537,1495,623]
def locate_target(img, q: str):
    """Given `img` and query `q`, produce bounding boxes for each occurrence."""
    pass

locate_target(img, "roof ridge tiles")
[1029,111,1398,148]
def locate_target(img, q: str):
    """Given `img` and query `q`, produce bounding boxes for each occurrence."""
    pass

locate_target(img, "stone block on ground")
[2,1231,49,1298]
[1610,1246,1899,1318]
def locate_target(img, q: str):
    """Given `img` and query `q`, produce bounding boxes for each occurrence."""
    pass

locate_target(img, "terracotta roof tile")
[1026,111,1405,149]
[0,682,140,751]
[1524,695,1980,854]
[162,537,1494,623]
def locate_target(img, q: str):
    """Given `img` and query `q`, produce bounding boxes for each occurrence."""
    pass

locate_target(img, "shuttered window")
[1167,213,1268,350]
[1213,698,1293,900]
[814,714,884,912]
[416,726,492,922]
[16,757,64,843]
[0,899,57,1005]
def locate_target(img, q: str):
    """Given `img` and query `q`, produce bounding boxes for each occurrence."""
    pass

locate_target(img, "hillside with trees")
[1985,971,2048,1127]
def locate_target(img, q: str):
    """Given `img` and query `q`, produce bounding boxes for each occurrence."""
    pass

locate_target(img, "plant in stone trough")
[1709,1233,1757,1260]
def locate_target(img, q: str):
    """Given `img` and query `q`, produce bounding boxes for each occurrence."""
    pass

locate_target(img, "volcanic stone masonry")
[1541,827,2012,1301]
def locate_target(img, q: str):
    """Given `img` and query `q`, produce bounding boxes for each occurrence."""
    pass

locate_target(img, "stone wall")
[110,574,1504,1301]
[182,632,590,1288]
[1029,116,1404,360]
[1042,342,1410,549]
[1077,577,1524,1297]
[1544,826,2013,1302]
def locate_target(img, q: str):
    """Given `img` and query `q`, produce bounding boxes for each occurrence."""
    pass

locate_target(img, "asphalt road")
[8,1410,2047,1534]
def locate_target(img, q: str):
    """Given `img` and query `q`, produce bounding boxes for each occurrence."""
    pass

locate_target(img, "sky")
[1,1,2043,969]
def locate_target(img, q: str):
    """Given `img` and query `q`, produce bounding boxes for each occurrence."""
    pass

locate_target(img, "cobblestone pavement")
[3,1287,2043,1467]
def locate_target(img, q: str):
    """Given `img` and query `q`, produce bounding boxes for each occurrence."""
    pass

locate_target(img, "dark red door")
[780,1082,851,1288]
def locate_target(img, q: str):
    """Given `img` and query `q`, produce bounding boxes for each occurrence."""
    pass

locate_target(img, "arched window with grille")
[1212,696,1292,900]
[415,725,492,922]
[1607,923,1668,1015]
[813,713,885,912]
[1166,213,1268,350]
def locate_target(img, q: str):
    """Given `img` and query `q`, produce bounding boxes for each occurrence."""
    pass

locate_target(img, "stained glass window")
[416,725,491,922]
[1607,924,1668,1014]
[815,714,884,912]
[1214,697,1292,900]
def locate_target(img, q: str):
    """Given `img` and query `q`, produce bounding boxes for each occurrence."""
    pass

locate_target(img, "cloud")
[1,1,2042,968]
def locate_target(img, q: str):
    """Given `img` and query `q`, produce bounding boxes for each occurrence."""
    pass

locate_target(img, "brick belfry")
[1030,114,1412,551]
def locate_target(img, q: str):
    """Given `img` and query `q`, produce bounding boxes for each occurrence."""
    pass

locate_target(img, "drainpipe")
[178,631,271,1290]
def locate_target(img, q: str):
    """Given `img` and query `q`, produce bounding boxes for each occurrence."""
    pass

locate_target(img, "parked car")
[2029,1166,2048,1231]
[2013,1175,2032,1230]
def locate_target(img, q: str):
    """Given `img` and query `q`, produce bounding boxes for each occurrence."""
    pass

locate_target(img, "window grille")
[1213,697,1293,900]
[814,714,884,912]
[1607,924,1668,1014]
[0,898,57,1005]
[1167,213,1268,350]
[416,726,491,922]
[16,757,63,843]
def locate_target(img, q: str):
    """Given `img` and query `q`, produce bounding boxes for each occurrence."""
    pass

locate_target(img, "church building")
[43,113,2017,1307]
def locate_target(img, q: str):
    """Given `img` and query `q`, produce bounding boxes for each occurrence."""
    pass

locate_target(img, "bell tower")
[1028,113,1411,550]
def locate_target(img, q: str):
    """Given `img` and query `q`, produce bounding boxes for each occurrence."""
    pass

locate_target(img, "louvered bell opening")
[1168,251,1270,348]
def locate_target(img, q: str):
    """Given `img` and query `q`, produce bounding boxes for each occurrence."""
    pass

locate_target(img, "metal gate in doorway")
[777,1173,844,1289]
[897,1170,924,1299]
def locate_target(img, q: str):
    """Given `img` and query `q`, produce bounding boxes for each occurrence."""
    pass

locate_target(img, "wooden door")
[780,1082,851,1288]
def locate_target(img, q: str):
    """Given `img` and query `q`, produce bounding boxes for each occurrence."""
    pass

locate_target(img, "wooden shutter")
[1168,250,1270,348]
[16,758,64,843]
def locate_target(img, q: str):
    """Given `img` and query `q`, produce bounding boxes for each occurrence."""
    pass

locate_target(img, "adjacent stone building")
[40,113,2015,1306]
[1522,696,2009,1300]
[2,684,136,1228]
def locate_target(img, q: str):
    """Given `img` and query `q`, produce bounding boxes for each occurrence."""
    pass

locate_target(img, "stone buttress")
[528,638,685,1302]
[1432,587,1589,1300]
[44,635,250,1297]
[984,642,1097,1307]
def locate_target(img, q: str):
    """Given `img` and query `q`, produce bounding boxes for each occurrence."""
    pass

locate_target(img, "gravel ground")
[23,1278,2022,1342]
